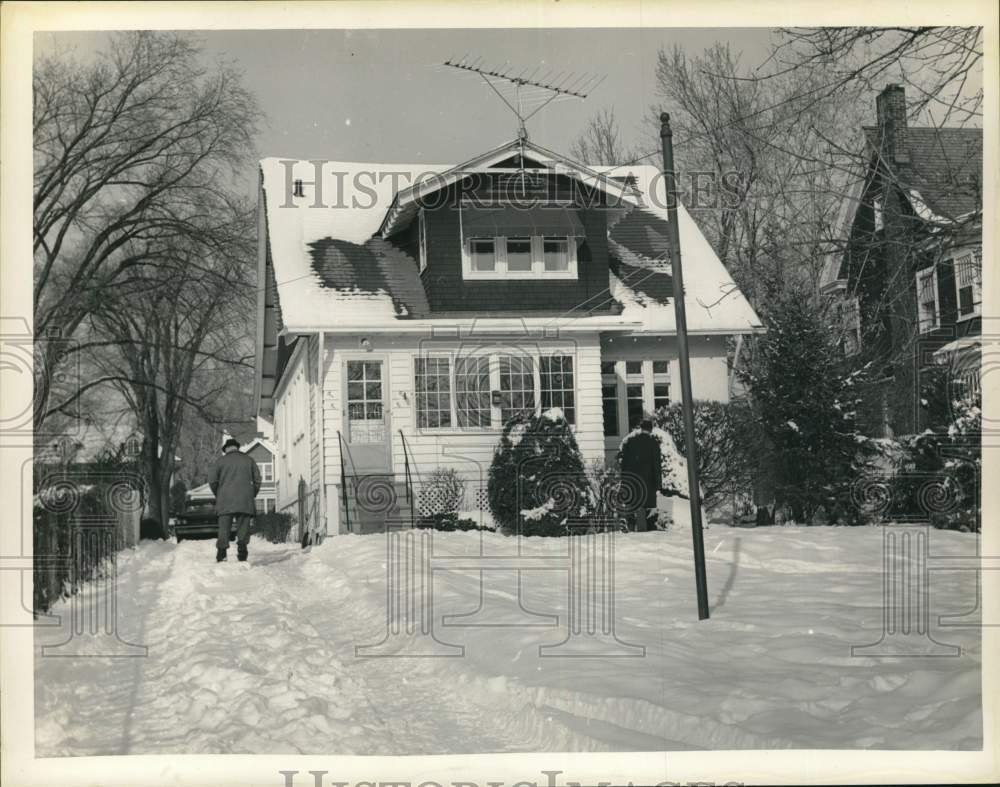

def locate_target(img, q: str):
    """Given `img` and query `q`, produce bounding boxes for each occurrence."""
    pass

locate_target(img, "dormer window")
[462,235,578,279]
[470,238,497,272]
[460,202,584,280]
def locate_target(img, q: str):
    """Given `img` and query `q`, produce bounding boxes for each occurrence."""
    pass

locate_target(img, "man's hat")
[222,437,240,450]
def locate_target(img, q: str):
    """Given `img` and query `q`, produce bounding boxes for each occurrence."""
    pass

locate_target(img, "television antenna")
[442,57,605,142]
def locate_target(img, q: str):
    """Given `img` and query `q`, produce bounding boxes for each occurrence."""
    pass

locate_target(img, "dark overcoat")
[620,432,663,509]
[208,451,262,515]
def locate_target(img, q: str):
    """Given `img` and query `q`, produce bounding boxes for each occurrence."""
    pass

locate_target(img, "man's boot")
[237,543,248,562]
[216,547,227,562]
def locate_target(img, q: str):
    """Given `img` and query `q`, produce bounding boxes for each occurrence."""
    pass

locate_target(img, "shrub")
[251,512,293,544]
[885,389,980,531]
[419,468,466,517]
[654,400,756,511]
[415,513,483,531]
[487,409,594,537]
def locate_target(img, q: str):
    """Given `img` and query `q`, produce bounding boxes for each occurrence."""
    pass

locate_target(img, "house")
[187,437,278,514]
[820,85,982,437]
[253,136,762,538]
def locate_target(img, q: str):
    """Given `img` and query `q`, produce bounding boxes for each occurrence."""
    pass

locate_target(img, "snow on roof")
[599,163,762,333]
[259,149,762,335]
[260,157,442,329]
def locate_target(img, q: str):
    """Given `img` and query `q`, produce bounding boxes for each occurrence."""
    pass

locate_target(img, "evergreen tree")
[738,291,872,523]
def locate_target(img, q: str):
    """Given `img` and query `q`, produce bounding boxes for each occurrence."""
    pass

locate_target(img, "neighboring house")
[820,84,982,437]
[187,437,278,514]
[253,136,762,537]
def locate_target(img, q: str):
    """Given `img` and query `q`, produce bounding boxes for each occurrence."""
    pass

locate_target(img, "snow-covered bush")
[487,409,594,537]
[884,389,981,531]
[654,400,756,510]
[618,425,690,498]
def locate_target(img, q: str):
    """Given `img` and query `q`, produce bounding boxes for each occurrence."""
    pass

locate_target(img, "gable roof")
[863,125,982,222]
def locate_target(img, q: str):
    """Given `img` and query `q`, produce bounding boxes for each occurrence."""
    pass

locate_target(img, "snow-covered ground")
[34,523,982,755]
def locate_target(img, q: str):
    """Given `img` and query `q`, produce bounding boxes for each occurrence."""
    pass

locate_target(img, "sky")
[35,27,777,192]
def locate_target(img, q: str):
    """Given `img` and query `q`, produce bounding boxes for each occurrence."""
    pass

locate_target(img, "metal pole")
[659,112,710,620]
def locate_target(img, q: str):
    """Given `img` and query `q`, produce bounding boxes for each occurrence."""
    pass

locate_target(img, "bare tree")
[569,107,642,166]
[651,43,867,307]
[33,31,259,432]
[54,197,256,534]
[775,27,983,126]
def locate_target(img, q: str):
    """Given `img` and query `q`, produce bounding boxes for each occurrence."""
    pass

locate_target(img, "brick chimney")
[876,84,909,164]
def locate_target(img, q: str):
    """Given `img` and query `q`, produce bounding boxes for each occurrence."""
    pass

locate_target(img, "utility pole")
[660,112,710,621]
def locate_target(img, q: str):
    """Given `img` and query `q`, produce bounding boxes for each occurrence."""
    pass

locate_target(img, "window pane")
[625,360,642,376]
[365,382,382,399]
[347,361,364,381]
[267,499,276,514]
[498,355,535,425]
[415,357,452,428]
[654,382,670,411]
[959,286,974,316]
[455,356,491,428]
[540,355,575,424]
[626,383,644,430]
[602,383,619,437]
[471,238,496,271]
[543,238,569,271]
[652,360,669,375]
[506,237,532,271]
[600,361,616,376]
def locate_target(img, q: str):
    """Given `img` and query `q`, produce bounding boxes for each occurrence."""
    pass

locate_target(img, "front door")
[343,358,391,473]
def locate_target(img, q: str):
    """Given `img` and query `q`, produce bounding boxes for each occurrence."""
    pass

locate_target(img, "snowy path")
[35,525,983,755]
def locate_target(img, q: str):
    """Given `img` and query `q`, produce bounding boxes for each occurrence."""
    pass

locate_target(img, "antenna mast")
[443,58,604,142]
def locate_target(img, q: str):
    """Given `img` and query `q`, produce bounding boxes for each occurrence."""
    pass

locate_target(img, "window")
[346,361,385,443]
[602,383,619,437]
[266,499,276,514]
[261,462,274,483]
[652,360,670,374]
[412,351,577,430]
[498,355,535,423]
[462,235,578,279]
[254,499,265,514]
[626,384,645,431]
[916,267,939,333]
[954,253,981,319]
[418,210,428,273]
[872,195,884,232]
[455,356,491,428]
[415,357,452,428]
[653,383,670,411]
[539,355,575,424]
[600,361,616,376]
[835,297,861,356]
[505,237,533,272]
[470,238,496,272]
[543,238,570,272]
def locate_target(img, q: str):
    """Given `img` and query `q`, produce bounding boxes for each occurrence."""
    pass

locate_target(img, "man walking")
[208,437,261,562]
[620,419,663,532]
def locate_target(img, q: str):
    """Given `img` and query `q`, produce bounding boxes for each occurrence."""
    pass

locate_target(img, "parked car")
[174,498,228,542]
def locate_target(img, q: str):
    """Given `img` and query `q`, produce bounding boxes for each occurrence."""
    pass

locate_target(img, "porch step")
[342,475,417,534]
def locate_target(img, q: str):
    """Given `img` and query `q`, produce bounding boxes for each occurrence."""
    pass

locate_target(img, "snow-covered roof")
[258,140,761,336]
